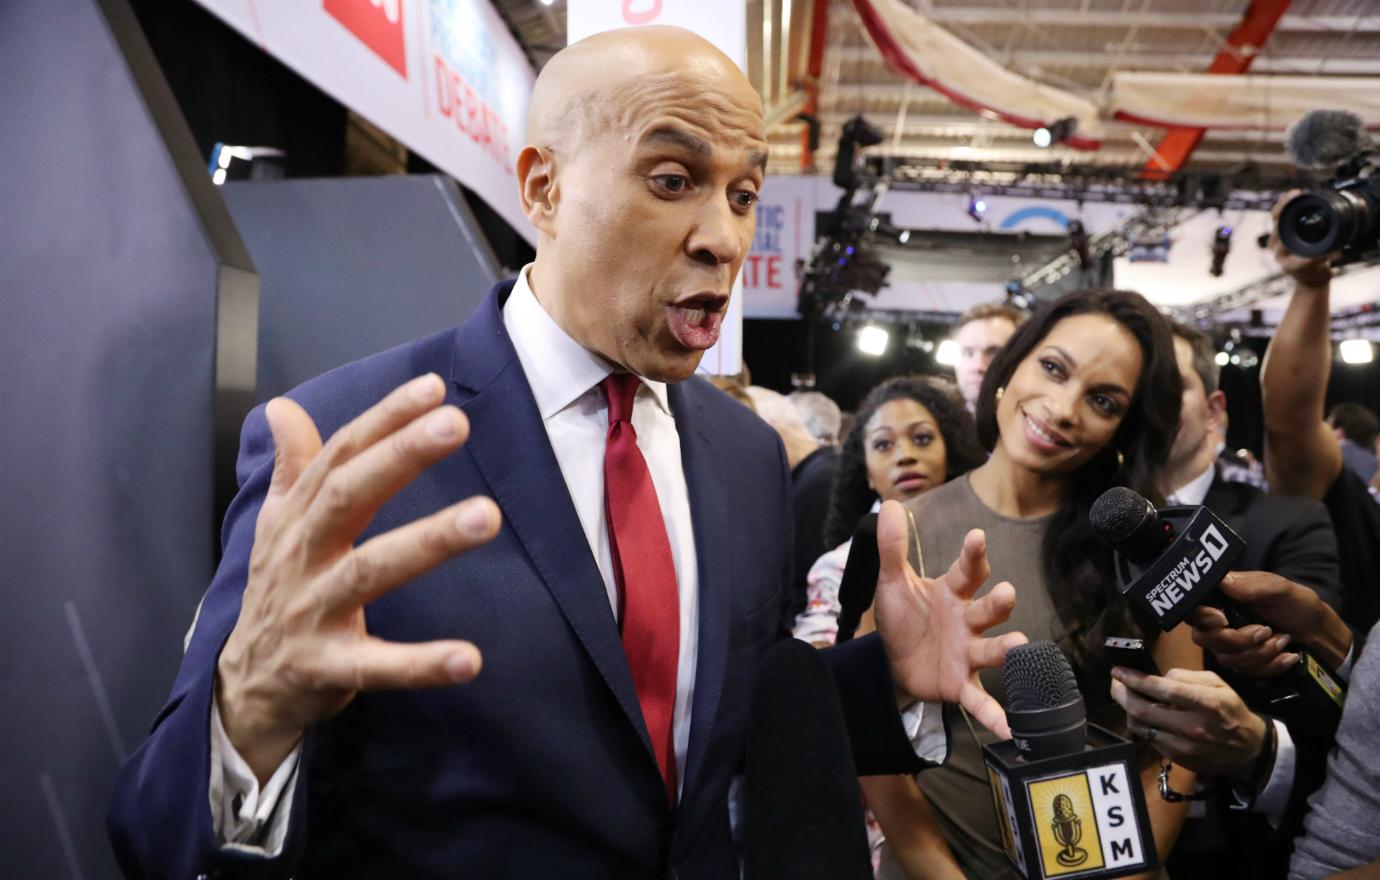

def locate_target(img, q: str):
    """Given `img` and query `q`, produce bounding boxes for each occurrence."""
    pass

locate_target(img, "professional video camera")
[1277,110,1380,267]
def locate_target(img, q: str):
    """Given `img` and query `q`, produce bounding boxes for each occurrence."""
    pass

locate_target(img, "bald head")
[528,27,763,154]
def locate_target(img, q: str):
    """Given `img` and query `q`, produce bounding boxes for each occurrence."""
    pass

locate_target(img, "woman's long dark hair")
[823,375,985,549]
[974,289,1182,726]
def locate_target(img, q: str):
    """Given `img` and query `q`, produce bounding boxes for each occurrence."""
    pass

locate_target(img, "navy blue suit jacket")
[108,282,928,879]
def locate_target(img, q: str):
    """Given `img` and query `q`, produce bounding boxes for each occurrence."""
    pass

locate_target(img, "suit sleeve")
[107,405,310,880]
[1263,498,1343,611]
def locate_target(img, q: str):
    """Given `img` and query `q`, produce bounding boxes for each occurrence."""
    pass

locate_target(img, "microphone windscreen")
[1089,487,1153,546]
[1004,641,1081,713]
[836,514,879,643]
[743,638,872,880]
[1286,110,1371,169]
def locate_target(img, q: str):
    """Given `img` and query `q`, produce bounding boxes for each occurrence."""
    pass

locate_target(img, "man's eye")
[734,190,759,209]
[655,175,690,193]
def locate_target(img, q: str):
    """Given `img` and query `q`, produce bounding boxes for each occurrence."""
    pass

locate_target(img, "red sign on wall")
[324,0,408,78]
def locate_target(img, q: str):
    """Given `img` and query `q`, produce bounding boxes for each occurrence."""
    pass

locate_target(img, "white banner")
[189,0,535,241]
[566,0,749,374]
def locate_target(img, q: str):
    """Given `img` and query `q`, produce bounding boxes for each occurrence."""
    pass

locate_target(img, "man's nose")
[687,198,745,267]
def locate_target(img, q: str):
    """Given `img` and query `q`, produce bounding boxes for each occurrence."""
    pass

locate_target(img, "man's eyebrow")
[639,126,769,173]
[639,126,711,156]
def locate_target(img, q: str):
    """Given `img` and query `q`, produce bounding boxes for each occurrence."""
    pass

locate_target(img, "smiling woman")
[888,288,1195,880]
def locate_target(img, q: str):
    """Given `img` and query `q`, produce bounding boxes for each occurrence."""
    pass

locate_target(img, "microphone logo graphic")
[1051,793,1088,867]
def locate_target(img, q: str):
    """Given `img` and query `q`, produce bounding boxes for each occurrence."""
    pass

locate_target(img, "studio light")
[1033,117,1077,148]
[967,193,988,223]
[857,325,890,356]
[935,339,960,366]
[1341,339,1374,364]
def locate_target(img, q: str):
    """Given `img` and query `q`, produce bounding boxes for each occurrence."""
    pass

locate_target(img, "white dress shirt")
[1169,461,1296,826]
[208,265,940,852]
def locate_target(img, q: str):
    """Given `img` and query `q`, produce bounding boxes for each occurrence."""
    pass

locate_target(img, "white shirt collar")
[502,264,670,420]
[1167,460,1216,507]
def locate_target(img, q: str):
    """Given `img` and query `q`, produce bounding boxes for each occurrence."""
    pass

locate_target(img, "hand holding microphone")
[1190,571,1354,676]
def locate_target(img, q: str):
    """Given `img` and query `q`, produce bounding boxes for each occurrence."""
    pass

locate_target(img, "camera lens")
[1278,190,1360,258]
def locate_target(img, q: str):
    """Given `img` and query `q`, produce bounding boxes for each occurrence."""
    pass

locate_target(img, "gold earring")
[1116,449,1125,469]
[995,386,1005,403]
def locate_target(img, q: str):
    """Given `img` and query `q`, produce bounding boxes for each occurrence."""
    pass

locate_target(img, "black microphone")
[1005,641,1087,760]
[983,642,1158,880]
[1089,486,1247,630]
[1089,487,1344,731]
[1286,109,1373,170]
[742,638,872,880]
[835,513,879,643]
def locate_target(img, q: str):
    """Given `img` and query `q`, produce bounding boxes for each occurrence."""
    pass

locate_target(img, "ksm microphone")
[983,642,1157,880]
[742,638,872,880]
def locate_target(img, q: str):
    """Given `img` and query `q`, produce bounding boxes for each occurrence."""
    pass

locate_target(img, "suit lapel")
[447,284,653,758]
[672,382,734,797]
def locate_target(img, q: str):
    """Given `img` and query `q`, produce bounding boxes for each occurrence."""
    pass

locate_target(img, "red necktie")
[602,373,680,803]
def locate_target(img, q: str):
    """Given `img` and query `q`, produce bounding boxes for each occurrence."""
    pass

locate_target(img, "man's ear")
[1206,389,1228,434]
[516,145,558,236]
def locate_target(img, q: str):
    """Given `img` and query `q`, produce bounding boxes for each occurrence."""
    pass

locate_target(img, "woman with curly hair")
[792,375,984,648]
[880,288,1197,880]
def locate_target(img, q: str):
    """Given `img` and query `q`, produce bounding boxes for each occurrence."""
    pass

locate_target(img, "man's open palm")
[872,500,1026,739]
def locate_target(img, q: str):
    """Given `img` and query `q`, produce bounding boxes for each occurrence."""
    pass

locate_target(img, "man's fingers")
[875,500,913,584]
[317,496,501,616]
[1111,681,1200,737]
[1191,622,1273,654]
[264,398,323,500]
[318,636,483,692]
[966,582,1016,632]
[289,373,448,514]
[301,404,471,556]
[961,680,1011,740]
[943,529,990,599]
[1188,605,1229,631]
[969,630,1028,671]
[1109,668,1205,709]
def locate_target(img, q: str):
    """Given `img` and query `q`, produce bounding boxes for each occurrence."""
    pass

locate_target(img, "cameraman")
[1260,192,1380,634]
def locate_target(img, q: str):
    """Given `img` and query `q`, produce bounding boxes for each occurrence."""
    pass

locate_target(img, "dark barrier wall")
[0,1,257,876]
[221,176,500,403]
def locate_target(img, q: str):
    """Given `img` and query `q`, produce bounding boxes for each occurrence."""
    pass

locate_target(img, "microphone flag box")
[983,726,1156,880]
[1112,506,1245,631]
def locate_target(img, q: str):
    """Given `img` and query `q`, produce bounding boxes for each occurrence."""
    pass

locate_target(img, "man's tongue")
[667,303,723,351]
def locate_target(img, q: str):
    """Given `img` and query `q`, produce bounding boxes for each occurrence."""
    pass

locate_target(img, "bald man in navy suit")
[108,27,1025,879]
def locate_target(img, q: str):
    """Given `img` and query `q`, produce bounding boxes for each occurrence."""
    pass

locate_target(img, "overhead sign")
[189,0,535,240]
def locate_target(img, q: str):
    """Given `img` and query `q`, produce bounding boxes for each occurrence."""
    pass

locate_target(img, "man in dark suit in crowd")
[1112,320,1343,880]
[107,26,1024,879]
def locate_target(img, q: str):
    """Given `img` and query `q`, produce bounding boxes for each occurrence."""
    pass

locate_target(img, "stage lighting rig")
[1209,225,1233,277]
[1033,117,1077,149]
[1067,219,1092,270]
[833,114,885,193]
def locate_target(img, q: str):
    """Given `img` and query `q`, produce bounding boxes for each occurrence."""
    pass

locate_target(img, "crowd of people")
[104,24,1379,880]
[719,205,1380,880]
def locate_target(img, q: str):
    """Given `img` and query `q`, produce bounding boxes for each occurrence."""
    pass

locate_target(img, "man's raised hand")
[872,500,1027,740]
[216,373,501,783]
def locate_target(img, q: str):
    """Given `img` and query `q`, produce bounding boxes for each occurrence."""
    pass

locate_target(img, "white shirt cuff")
[1237,718,1294,828]
[1336,641,1357,683]
[901,701,948,765]
[209,696,301,856]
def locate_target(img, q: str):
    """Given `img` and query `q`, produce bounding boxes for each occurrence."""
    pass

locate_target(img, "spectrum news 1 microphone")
[742,638,872,880]
[983,642,1158,880]
[1089,487,1345,727]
